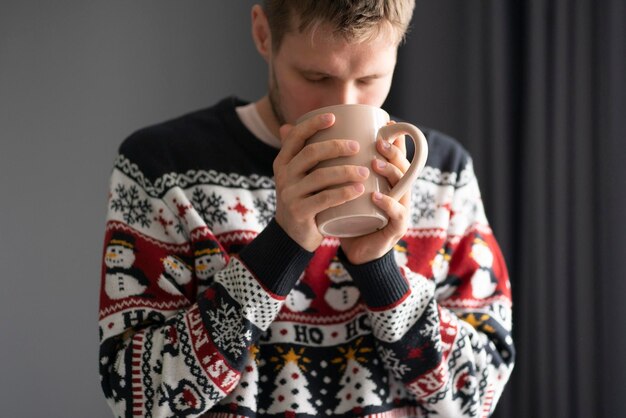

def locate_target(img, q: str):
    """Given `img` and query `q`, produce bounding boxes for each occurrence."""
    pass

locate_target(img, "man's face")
[268,23,399,125]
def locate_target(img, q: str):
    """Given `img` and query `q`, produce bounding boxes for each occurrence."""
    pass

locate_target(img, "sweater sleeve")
[341,159,514,417]
[99,154,312,418]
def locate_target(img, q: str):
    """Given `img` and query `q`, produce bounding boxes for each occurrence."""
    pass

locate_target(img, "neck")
[254,96,281,141]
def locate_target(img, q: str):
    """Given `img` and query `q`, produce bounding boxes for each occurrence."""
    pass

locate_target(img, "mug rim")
[296,104,390,124]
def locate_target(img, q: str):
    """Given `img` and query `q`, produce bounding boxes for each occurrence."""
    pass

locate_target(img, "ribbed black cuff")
[238,219,314,296]
[338,249,409,309]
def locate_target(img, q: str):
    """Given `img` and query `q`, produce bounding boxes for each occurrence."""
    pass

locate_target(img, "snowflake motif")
[174,219,188,239]
[110,184,153,227]
[459,198,479,220]
[376,346,411,380]
[412,190,436,225]
[191,188,228,228]
[207,303,252,357]
[420,309,442,353]
[253,192,276,227]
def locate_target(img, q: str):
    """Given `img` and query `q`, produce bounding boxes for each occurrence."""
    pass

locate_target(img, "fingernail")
[381,140,391,149]
[353,183,365,193]
[348,141,360,152]
[376,159,387,169]
[373,192,383,201]
[358,167,369,177]
[321,113,334,123]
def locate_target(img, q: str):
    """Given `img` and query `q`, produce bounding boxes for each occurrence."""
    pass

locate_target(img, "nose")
[106,252,117,259]
[330,82,359,105]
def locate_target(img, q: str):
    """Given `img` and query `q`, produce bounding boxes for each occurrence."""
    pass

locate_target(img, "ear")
[251,4,272,61]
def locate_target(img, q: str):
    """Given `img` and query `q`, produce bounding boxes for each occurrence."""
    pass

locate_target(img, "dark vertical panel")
[598,1,626,417]
[388,1,626,417]
[551,0,571,416]
[386,1,466,140]
[520,1,550,417]
[571,1,596,417]
[487,0,515,261]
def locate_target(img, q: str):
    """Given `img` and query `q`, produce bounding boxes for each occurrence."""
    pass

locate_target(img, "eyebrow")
[300,69,386,80]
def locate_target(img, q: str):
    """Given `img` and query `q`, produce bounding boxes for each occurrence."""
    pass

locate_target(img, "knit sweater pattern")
[99,97,514,418]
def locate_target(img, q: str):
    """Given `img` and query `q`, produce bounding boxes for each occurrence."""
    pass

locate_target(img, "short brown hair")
[263,0,415,50]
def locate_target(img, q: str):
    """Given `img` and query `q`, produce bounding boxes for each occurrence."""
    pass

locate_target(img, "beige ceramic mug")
[297,104,428,238]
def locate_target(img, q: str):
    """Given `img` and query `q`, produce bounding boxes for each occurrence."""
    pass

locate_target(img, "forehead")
[276,22,399,74]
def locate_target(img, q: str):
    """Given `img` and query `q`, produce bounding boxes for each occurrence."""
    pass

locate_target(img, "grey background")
[0,1,466,416]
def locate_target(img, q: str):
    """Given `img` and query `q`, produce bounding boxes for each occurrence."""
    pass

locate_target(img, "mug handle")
[376,122,429,201]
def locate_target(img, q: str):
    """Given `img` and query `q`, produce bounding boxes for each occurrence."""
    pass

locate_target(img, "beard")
[268,64,287,126]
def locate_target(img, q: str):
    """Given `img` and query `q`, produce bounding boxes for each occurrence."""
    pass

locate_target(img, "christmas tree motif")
[253,192,276,227]
[267,347,316,416]
[331,337,382,414]
[110,184,152,227]
[191,187,228,228]
[219,345,260,411]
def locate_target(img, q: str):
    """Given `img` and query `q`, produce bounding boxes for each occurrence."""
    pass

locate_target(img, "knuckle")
[309,168,324,183]
[286,200,300,214]
[274,170,288,186]
[396,206,409,223]
[301,144,317,160]
[340,186,355,200]
[272,157,282,172]
[333,140,344,155]
[317,192,332,207]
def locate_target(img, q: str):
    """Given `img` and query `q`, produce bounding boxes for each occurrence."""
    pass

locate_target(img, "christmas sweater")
[99,97,514,418]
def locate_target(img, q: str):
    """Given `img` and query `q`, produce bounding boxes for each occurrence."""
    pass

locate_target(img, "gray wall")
[0,2,460,416]
[0,2,264,416]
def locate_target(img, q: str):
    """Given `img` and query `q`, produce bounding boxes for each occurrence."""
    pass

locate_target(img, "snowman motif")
[194,240,226,293]
[158,255,193,295]
[470,236,497,299]
[431,246,451,284]
[104,232,150,299]
[324,257,360,312]
[430,246,461,300]
[286,273,316,313]
[393,240,409,269]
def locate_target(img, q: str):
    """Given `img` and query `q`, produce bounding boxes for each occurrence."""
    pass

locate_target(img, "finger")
[289,139,360,175]
[385,120,408,152]
[379,120,410,170]
[303,183,366,215]
[372,158,403,187]
[278,124,294,144]
[372,191,408,230]
[289,165,370,197]
[377,137,410,172]
[279,113,335,162]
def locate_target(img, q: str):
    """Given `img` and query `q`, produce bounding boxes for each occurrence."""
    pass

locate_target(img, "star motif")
[282,348,301,364]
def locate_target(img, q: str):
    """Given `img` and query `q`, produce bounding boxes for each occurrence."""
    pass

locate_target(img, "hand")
[340,124,411,264]
[273,113,370,252]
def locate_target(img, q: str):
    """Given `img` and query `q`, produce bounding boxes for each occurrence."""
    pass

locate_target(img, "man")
[99,1,514,417]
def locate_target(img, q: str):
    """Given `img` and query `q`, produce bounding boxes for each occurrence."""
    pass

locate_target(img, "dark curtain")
[386,1,626,417]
